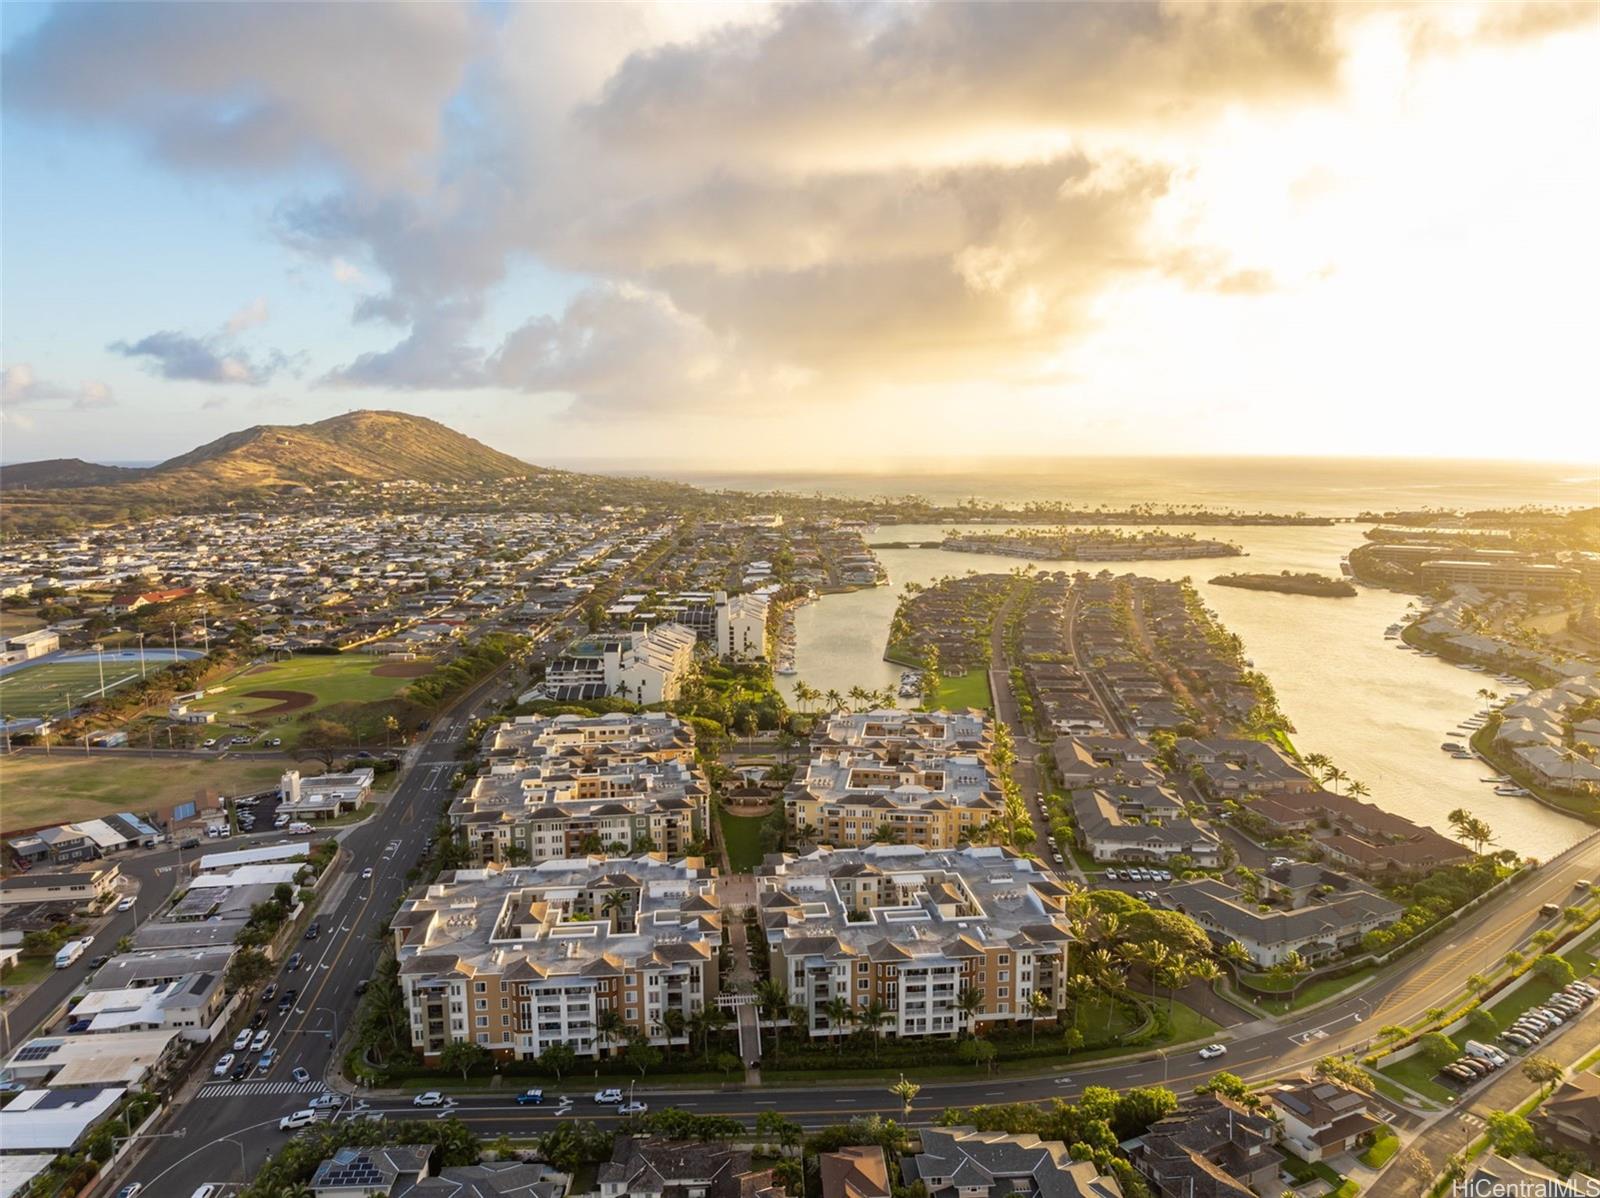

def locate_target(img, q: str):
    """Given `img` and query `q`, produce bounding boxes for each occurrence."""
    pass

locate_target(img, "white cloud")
[2,363,116,410]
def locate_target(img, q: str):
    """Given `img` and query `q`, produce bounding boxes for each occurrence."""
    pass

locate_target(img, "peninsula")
[1209,571,1357,597]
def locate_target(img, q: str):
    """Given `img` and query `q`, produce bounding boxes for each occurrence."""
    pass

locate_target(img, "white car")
[361,868,373,880]
[412,1091,446,1107]
[116,897,135,912]
[309,1093,342,1110]
[212,1053,235,1078]
[278,1109,317,1131]
[594,1088,624,1104]
[1198,1044,1227,1060]
[251,1029,271,1053]
[232,1029,253,1052]
[618,1100,649,1116]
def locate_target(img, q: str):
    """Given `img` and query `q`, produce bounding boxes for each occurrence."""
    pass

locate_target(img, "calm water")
[586,456,1597,518]
[784,523,1590,859]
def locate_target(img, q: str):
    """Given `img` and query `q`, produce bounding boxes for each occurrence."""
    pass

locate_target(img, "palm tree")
[825,997,853,1052]
[824,688,845,713]
[601,889,630,932]
[857,1000,891,1059]
[596,1008,626,1057]
[848,685,873,712]
[1026,989,1053,1044]
[661,1008,686,1056]
[956,987,984,1038]
[1345,780,1370,800]
[1303,752,1332,778]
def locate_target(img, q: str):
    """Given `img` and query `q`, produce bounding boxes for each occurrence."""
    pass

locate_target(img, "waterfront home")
[1161,875,1399,967]
[1128,1093,1279,1198]
[1175,737,1319,797]
[1070,790,1222,867]
[905,1127,1124,1198]
[1267,1076,1380,1163]
[758,845,1075,1039]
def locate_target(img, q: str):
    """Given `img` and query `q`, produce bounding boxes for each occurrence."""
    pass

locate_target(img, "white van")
[1463,1040,1507,1066]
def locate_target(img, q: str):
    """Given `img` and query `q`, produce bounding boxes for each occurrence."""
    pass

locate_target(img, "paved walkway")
[722,887,762,1084]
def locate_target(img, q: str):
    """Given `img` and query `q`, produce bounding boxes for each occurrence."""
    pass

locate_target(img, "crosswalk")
[198,1079,322,1098]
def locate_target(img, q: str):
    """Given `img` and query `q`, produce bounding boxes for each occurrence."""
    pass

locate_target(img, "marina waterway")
[785,523,1589,859]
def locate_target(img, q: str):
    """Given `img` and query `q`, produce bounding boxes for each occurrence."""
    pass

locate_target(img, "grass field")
[0,755,315,832]
[934,670,992,711]
[717,806,767,873]
[0,658,146,719]
[213,655,422,716]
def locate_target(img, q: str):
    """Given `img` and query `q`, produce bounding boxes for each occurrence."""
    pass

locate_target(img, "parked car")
[190,1187,217,1198]
[279,1109,317,1131]
[1464,1041,1507,1065]
[515,1089,544,1105]
[594,1088,624,1104]
[413,1092,446,1107]
[88,954,109,969]
[1197,1044,1227,1060]
[269,738,282,747]
[213,1053,235,1078]
[116,897,135,912]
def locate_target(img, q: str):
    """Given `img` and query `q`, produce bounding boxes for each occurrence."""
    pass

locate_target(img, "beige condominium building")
[391,855,722,1064]
[452,713,710,865]
[785,709,1002,849]
[758,845,1076,1041]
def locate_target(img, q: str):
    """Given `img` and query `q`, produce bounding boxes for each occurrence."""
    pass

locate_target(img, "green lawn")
[0,755,307,832]
[1244,967,1377,1015]
[1281,1151,1359,1198]
[1360,1128,1400,1169]
[718,807,766,873]
[1,955,55,989]
[1378,1052,1456,1103]
[213,654,423,718]
[934,670,992,711]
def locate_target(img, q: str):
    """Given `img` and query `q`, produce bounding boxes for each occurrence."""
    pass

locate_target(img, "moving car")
[251,1029,271,1053]
[594,1088,624,1104]
[287,953,303,970]
[116,1186,142,1198]
[292,1067,311,1084]
[279,1109,317,1131]
[361,868,373,879]
[257,1048,278,1073]
[309,1093,341,1110]
[515,1089,544,1105]
[305,923,320,941]
[262,983,277,1002]
[1197,1044,1227,1060]
[229,1062,249,1082]
[413,1091,446,1107]
[619,1101,649,1116]
[213,1053,235,1077]
[116,897,135,912]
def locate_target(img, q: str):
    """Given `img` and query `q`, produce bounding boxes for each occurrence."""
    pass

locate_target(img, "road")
[115,662,516,1197]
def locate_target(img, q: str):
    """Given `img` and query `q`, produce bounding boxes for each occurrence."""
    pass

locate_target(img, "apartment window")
[476,999,488,1011]
[998,955,1010,965]
[476,1016,488,1028]
[474,981,488,993]
[626,1008,637,1020]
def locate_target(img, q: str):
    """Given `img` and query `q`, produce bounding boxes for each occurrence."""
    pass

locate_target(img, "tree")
[225,947,274,993]
[889,1074,921,1118]
[625,1037,663,1077]
[1484,1110,1537,1157]
[1196,1071,1251,1102]
[1027,989,1053,1044]
[298,718,350,769]
[1418,1031,1458,1066]
[1536,953,1576,987]
[1315,1056,1374,1092]
[958,1038,997,1073]
[660,1008,687,1056]
[825,997,854,1051]
[1521,1054,1564,1094]
[539,1042,576,1080]
[756,1109,803,1156]
[440,1039,491,1082]
[857,1000,892,1060]
[957,987,984,1037]
[596,1009,627,1057]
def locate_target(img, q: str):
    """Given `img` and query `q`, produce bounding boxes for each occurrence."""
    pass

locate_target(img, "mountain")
[148,410,532,489]
[3,410,530,497]
[0,458,149,490]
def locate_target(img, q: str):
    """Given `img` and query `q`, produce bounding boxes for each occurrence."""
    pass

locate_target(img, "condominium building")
[757,845,1076,1040]
[390,856,722,1063]
[451,715,709,865]
[649,589,770,661]
[532,622,697,704]
[786,709,1002,849]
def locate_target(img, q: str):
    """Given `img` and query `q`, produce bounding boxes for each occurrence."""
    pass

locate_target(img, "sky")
[2,1,1597,469]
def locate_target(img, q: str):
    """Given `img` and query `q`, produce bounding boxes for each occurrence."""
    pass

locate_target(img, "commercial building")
[4,629,59,660]
[1419,559,1580,593]
[390,856,721,1063]
[758,845,1076,1040]
[278,768,375,820]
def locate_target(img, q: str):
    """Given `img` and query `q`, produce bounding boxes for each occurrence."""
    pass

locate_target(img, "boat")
[1495,785,1530,796]
[1441,742,1464,753]
[777,663,797,676]
[1451,751,1475,759]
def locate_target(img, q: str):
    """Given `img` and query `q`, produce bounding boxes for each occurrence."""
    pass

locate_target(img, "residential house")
[1267,1076,1380,1163]
[904,1126,1123,1198]
[309,1144,433,1198]
[819,1146,891,1198]
[596,1136,786,1198]
[1071,790,1222,867]
[1161,872,1401,967]
[1129,1094,1280,1198]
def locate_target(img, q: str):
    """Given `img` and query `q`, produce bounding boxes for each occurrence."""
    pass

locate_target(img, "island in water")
[942,526,1241,561]
[1209,571,1358,597]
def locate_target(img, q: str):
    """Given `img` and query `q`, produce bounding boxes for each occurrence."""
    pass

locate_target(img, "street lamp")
[137,632,147,678]
[92,642,106,699]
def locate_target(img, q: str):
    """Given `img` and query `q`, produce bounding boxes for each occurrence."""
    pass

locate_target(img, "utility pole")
[137,632,147,677]
[93,641,106,698]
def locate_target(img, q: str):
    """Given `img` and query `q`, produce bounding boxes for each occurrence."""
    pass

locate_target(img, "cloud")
[331,258,363,285]
[225,298,270,334]
[2,363,116,410]
[110,330,291,385]
[0,1,479,185]
[201,395,231,411]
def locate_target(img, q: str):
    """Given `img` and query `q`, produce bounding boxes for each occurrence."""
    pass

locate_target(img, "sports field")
[0,658,143,720]
[211,654,427,720]
[0,756,318,833]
